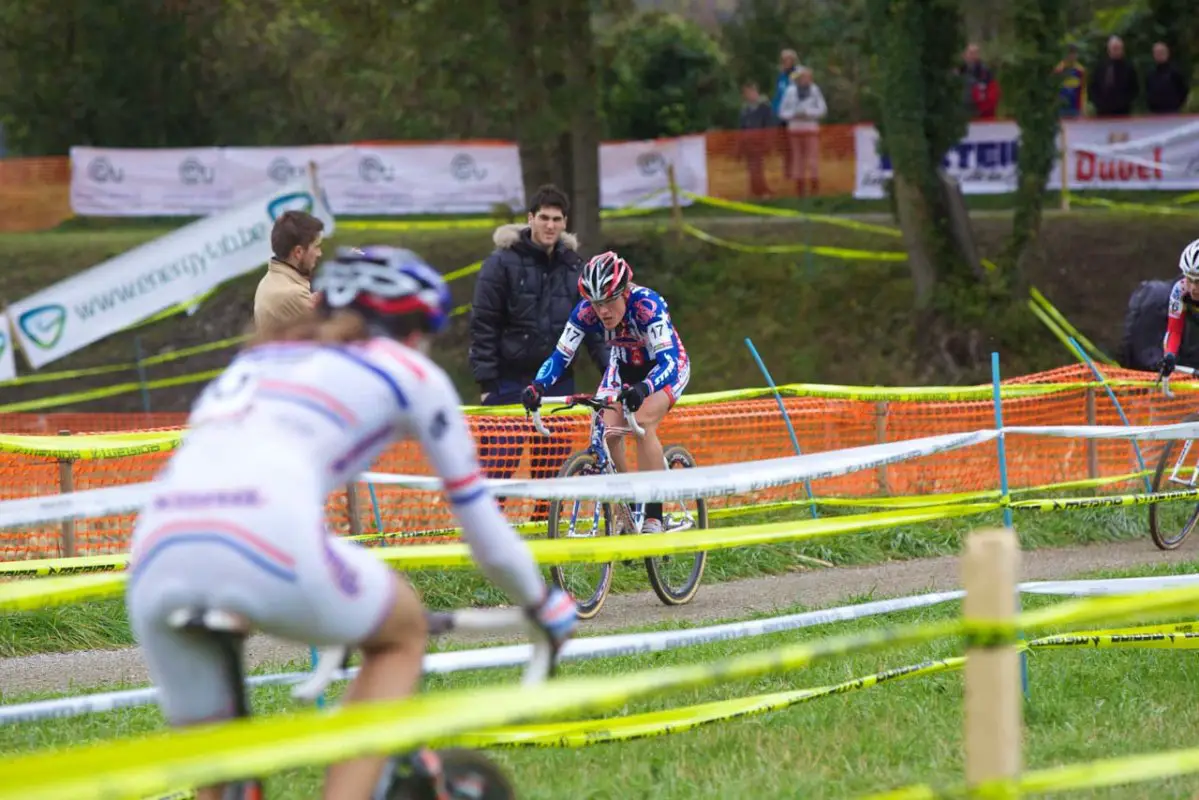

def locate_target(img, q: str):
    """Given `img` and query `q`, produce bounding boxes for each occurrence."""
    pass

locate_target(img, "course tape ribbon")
[682,223,909,261]
[0,590,965,726]
[0,428,1000,530]
[11,583,1199,799]
[0,614,969,800]
[0,503,999,595]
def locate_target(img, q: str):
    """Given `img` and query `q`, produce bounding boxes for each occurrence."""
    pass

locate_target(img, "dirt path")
[2,537,1195,697]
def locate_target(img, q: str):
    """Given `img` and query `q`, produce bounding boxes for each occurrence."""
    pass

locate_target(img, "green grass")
[5,559,1199,798]
[0,502,1155,658]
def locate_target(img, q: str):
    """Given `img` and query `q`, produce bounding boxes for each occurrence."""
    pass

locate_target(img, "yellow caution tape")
[1012,487,1199,512]
[0,614,966,800]
[452,656,961,750]
[0,430,183,458]
[0,503,998,591]
[1173,191,1199,206]
[0,572,128,612]
[0,371,223,415]
[1028,287,1117,366]
[683,223,910,261]
[681,192,904,238]
[1070,196,1199,216]
[442,260,483,282]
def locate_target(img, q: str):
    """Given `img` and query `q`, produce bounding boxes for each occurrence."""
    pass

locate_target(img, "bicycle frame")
[1159,364,1199,489]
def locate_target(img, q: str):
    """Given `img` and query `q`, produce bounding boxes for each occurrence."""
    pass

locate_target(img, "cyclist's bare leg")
[633,390,672,474]
[323,575,429,800]
[602,407,631,473]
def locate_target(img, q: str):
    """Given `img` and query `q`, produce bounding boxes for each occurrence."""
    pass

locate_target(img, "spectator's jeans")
[788,130,821,188]
[477,376,577,523]
[777,122,793,182]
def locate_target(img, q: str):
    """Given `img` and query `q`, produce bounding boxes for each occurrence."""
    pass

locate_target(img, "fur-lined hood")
[492,223,579,253]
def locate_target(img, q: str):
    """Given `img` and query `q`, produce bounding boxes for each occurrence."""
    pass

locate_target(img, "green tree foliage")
[598,11,737,140]
[0,0,209,154]
[1004,0,1067,281]
[719,0,874,122]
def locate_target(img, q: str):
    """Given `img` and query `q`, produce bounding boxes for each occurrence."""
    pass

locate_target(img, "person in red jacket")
[959,43,1000,119]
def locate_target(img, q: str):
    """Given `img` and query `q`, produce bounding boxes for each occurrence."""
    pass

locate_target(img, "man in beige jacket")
[253,210,326,336]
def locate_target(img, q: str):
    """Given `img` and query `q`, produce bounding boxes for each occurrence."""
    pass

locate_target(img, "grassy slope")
[5,559,1199,798]
[3,204,1199,412]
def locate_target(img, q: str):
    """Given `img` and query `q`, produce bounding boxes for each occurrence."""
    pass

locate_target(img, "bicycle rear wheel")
[645,444,708,606]
[1149,411,1199,550]
[548,450,615,620]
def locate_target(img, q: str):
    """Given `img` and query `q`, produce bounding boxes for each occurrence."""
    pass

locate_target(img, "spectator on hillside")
[959,43,1000,119]
[1088,36,1139,117]
[1054,44,1087,118]
[253,210,325,337]
[468,185,608,516]
[778,67,828,198]
[772,49,801,186]
[1145,41,1190,114]
[738,81,776,198]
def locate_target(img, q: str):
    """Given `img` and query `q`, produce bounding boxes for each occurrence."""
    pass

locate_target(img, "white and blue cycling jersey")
[535,284,690,403]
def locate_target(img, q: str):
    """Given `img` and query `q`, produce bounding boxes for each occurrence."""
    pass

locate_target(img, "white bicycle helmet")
[579,251,633,302]
[1181,238,1199,280]
[312,246,452,333]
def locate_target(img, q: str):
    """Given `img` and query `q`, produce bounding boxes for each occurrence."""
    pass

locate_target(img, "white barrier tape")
[9,572,1199,726]
[1021,574,1199,597]
[3,421,1199,530]
[0,590,964,725]
[363,430,1000,502]
[1004,422,1199,441]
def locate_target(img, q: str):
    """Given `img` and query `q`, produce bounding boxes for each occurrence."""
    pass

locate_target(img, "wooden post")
[667,163,683,243]
[56,430,77,558]
[875,401,890,495]
[1085,387,1098,480]
[1060,125,1070,211]
[962,526,1022,795]
[345,483,363,538]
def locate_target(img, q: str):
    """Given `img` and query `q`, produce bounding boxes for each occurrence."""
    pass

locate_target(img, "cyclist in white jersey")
[125,246,578,800]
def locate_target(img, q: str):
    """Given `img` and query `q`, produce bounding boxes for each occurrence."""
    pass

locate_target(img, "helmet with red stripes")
[313,246,452,334]
[579,251,633,302]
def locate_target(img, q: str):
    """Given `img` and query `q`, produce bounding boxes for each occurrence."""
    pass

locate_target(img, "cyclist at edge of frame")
[522,250,691,533]
[1158,238,1199,380]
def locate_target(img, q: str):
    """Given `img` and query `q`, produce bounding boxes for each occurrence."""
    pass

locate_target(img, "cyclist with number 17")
[522,251,691,533]
[1157,238,1199,381]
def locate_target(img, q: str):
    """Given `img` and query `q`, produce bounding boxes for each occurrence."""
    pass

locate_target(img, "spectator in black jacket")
[1145,42,1190,114]
[1089,35,1139,116]
[468,185,609,500]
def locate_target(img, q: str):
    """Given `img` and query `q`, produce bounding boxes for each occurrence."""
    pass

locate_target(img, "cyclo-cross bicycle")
[1149,362,1199,550]
[168,604,558,799]
[528,393,708,620]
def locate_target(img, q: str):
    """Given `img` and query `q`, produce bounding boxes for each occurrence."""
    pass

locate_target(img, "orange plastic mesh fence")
[0,365,1192,560]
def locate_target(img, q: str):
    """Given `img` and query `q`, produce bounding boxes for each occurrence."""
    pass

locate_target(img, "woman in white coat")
[777,67,828,197]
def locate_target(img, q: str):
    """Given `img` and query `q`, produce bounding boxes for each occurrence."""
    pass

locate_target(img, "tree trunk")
[562,0,601,254]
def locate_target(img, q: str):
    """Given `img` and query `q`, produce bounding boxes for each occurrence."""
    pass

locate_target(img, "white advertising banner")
[222,145,355,206]
[853,115,1199,198]
[853,121,1030,199]
[70,147,234,216]
[599,135,707,208]
[0,317,16,382]
[317,143,525,215]
[10,167,335,369]
[1062,117,1199,190]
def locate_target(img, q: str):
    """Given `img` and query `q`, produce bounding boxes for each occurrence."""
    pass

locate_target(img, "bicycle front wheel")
[1149,411,1199,550]
[645,444,708,606]
[548,450,615,620]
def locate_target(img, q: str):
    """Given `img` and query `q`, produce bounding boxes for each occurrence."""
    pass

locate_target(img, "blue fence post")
[745,337,818,518]
[309,647,325,708]
[991,352,1030,701]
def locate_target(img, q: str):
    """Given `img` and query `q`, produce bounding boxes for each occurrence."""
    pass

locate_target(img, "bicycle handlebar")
[528,394,646,438]
[290,607,557,703]
[1159,363,1197,400]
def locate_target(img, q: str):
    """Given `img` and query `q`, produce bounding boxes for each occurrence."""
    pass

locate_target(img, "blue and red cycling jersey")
[535,285,690,401]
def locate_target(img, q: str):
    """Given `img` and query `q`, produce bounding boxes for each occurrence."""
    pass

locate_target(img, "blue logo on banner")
[267,192,315,220]
[19,304,67,350]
